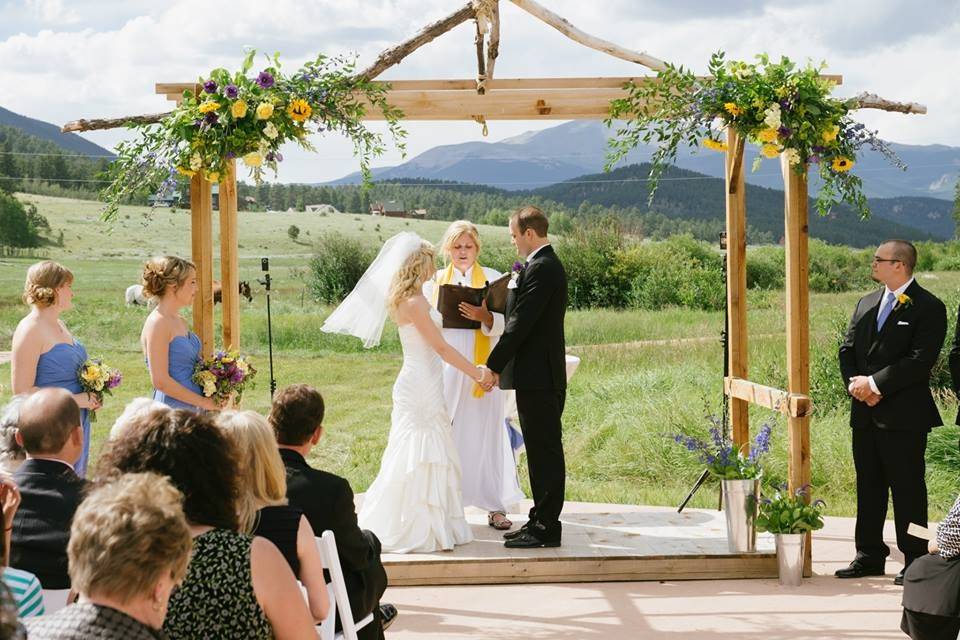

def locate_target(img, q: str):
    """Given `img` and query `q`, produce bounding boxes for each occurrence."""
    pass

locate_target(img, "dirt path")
[0,352,9,365]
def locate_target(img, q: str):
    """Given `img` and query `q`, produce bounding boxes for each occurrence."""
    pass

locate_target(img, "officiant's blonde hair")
[440,220,482,260]
[387,241,436,316]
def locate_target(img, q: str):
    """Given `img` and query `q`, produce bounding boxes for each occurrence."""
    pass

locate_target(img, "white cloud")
[0,0,956,183]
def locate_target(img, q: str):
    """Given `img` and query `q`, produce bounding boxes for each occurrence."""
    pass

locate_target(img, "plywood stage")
[378,501,778,586]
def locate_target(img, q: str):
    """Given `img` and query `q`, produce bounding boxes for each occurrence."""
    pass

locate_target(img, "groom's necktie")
[876,291,896,331]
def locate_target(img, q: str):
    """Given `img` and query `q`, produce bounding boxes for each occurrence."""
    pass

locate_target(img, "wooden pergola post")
[725,128,749,450]
[782,155,813,575]
[219,159,240,351]
[190,173,214,357]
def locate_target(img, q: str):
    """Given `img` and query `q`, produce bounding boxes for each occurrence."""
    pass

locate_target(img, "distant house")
[148,191,182,208]
[306,204,341,215]
[370,201,427,218]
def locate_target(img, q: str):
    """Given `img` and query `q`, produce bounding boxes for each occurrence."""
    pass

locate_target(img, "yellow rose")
[723,102,742,117]
[176,167,196,177]
[243,152,263,167]
[822,125,840,142]
[231,99,248,119]
[198,101,220,114]
[256,102,274,120]
[761,144,781,159]
[757,128,779,143]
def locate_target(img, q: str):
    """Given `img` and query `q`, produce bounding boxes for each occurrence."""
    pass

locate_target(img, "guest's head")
[872,239,917,288]
[23,260,74,312]
[14,388,82,464]
[110,398,169,441]
[216,411,288,534]
[441,220,482,273]
[268,384,325,449]
[509,205,549,259]
[97,409,240,531]
[0,397,26,473]
[69,472,191,630]
[142,256,196,308]
[387,240,436,314]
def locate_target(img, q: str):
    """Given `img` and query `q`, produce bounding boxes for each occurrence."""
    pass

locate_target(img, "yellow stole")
[432,263,491,398]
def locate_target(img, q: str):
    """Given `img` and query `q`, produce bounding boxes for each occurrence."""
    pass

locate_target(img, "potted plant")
[674,420,772,552]
[756,485,826,585]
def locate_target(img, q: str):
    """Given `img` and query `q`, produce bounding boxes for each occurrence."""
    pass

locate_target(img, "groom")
[486,205,568,549]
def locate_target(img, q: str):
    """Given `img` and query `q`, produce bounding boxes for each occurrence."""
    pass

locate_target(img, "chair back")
[316,530,374,640]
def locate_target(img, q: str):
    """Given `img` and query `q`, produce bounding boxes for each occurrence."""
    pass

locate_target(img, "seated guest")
[0,398,26,475]
[1,475,44,618]
[217,410,329,622]
[97,408,317,640]
[902,494,960,639]
[10,388,86,590]
[109,397,168,441]
[269,384,394,639]
[0,583,26,640]
[26,472,192,639]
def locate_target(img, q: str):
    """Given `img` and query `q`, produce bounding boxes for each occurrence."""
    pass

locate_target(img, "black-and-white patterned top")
[937,495,960,559]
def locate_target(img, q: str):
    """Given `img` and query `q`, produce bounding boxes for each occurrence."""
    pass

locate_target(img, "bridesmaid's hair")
[216,411,288,534]
[142,256,195,299]
[23,260,73,308]
[387,241,436,317]
[440,220,482,260]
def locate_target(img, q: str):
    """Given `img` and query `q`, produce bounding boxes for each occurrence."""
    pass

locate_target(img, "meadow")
[2,194,959,518]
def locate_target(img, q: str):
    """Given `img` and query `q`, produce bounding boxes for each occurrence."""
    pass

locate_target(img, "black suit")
[838,279,947,567]
[280,448,387,640]
[10,458,86,589]
[946,304,960,425]
[487,244,568,541]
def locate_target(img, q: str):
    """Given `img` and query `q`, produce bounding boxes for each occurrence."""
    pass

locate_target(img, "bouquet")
[77,359,123,421]
[757,484,826,534]
[673,418,773,480]
[192,350,257,407]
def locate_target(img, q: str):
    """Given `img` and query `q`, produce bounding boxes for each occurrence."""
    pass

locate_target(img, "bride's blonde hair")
[387,241,436,316]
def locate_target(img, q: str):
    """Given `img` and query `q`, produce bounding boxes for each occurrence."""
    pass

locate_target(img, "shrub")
[307,232,375,303]
[287,224,300,241]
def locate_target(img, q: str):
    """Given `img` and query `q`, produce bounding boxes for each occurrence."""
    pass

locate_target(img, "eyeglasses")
[872,257,901,264]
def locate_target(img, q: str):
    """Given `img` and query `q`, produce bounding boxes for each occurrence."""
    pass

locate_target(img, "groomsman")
[487,206,568,549]
[837,240,946,586]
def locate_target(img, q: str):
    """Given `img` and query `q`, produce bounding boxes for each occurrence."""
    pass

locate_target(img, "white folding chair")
[315,530,375,640]
[41,589,70,614]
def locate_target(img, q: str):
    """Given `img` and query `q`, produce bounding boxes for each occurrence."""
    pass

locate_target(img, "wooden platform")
[380,501,777,586]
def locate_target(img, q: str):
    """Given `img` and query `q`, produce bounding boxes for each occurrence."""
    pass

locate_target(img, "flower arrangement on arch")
[192,350,257,406]
[756,484,826,534]
[673,419,773,480]
[605,51,904,219]
[102,49,406,219]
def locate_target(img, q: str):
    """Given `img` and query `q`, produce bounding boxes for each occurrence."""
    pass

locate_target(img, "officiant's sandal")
[487,511,512,530]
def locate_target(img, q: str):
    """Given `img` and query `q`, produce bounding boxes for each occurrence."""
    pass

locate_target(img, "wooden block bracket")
[724,377,812,418]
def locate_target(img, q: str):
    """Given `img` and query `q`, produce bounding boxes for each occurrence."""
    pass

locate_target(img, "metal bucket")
[721,478,759,553]
[776,533,806,586]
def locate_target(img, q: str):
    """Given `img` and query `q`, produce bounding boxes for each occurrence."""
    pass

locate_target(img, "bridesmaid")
[11,261,100,477]
[140,256,218,413]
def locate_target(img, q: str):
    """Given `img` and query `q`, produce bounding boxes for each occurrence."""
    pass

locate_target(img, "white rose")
[784,148,801,166]
[189,152,202,171]
[263,122,279,140]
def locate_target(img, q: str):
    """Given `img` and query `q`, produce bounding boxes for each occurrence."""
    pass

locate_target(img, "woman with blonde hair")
[216,410,329,622]
[11,261,100,476]
[424,220,522,530]
[323,232,492,552]
[139,256,217,412]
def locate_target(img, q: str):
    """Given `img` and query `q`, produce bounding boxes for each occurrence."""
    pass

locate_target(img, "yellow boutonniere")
[895,293,912,309]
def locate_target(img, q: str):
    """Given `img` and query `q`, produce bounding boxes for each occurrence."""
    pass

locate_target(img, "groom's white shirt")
[525,243,551,263]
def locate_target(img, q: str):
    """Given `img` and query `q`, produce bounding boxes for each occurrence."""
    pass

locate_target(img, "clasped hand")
[848,375,881,407]
[476,366,498,391]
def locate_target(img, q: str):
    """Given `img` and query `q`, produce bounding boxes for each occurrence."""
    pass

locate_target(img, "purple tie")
[877,291,895,331]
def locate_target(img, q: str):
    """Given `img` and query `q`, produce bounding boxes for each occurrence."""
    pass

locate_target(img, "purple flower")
[265,151,275,162]
[274,152,283,162]
[224,84,239,99]
[512,261,524,274]
[193,118,203,128]
[809,154,821,164]
[230,370,244,384]
[204,112,219,125]
[226,151,236,160]
[107,371,123,389]
[203,80,217,94]
[256,71,275,89]
[778,126,792,138]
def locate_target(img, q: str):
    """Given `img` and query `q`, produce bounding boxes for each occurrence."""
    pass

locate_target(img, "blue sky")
[1,0,957,183]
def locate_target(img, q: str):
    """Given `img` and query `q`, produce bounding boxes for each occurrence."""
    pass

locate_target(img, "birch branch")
[849,92,927,114]
[62,112,170,133]
[485,2,501,84]
[508,0,668,72]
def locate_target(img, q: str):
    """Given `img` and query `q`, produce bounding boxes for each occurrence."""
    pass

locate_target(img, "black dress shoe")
[504,530,560,548]
[503,522,530,540]
[835,560,885,579]
[380,603,398,631]
[894,569,905,586]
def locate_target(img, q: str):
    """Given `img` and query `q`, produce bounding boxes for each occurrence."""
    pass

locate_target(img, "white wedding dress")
[357,309,474,553]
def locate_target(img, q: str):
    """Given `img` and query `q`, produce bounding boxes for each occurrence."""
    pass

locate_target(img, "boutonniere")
[894,293,912,310]
[510,261,525,283]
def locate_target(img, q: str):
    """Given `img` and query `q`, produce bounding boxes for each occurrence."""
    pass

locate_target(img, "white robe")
[425,265,525,512]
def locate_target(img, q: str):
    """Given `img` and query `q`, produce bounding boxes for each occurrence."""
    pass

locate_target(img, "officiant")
[425,220,524,530]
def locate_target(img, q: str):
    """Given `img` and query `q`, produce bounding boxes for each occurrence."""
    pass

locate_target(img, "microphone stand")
[257,266,277,398]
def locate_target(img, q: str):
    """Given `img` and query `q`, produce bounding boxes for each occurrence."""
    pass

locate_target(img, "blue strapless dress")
[35,341,90,477]
[151,333,204,412]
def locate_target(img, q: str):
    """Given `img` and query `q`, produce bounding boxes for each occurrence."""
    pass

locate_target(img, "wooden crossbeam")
[723,377,812,418]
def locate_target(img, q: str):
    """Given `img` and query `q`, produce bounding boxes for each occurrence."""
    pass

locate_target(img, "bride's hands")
[476,366,496,391]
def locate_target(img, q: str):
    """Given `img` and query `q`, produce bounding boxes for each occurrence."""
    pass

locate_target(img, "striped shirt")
[2,566,45,617]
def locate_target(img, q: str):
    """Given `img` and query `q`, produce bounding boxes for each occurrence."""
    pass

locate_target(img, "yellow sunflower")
[287,99,312,122]
[198,101,220,114]
[702,138,728,152]
[723,102,743,117]
[831,157,854,172]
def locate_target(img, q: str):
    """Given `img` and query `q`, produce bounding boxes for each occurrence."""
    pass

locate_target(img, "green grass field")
[2,194,959,518]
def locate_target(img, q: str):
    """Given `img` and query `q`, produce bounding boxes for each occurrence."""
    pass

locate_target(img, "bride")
[322,232,493,553]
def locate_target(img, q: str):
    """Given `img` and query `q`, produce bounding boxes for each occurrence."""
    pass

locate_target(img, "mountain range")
[0,106,113,158]
[331,120,960,201]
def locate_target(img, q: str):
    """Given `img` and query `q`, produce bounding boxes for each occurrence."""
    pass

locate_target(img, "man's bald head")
[17,388,81,455]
